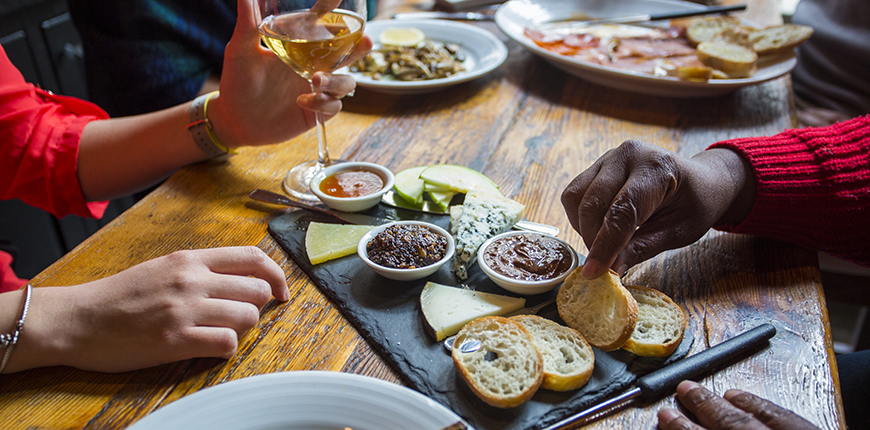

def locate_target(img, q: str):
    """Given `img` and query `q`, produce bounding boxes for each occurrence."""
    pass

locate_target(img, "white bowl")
[310,162,395,212]
[478,231,578,295]
[358,221,455,281]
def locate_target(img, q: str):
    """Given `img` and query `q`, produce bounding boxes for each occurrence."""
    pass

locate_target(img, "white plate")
[495,0,797,97]
[127,371,469,430]
[340,19,508,95]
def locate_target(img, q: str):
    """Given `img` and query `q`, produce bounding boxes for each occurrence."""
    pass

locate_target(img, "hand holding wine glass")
[203,0,370,156]
[257,0,369,200]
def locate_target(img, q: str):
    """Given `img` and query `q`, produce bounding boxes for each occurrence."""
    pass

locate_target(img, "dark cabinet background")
[1,0,135,279]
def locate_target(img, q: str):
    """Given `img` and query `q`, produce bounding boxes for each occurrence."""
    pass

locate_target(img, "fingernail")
[581,260,602,278]
[657,408,680,423]
[617,264,628,276]
[676,380,701,395]
[722,389,744,401]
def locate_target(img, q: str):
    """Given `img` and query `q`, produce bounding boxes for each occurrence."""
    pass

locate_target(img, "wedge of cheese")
[305,222,374,265]
[450,188,524,280]
[420,282,526,341]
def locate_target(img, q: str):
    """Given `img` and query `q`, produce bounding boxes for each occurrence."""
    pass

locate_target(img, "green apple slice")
[428,189,457,210]
[393,166,428,204]
[419,165,499,194]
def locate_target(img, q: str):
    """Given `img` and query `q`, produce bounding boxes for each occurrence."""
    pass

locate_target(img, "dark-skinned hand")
[658,381,820,430]
[561,140,756,279]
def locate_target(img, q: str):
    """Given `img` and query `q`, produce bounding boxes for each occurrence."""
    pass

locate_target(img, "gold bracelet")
[0,283,32,374]
[187,91,237,160]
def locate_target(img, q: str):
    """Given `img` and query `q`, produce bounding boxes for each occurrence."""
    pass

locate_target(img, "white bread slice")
[556,268,638,351]
[711,25,753,49]
[452,316,543,408]
[697,41,758,78]
[622,285,687,357]
[511,315,594,391]
[686,16,743,46]
[749,24,814,56]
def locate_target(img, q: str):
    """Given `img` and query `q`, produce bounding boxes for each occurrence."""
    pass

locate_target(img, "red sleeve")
[0,251,28,294]
[0,46,109,219]
[709,116,870,267]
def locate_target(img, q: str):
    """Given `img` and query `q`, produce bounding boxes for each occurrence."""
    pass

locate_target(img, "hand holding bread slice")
[556,269,638,351]
[557,266,686,356]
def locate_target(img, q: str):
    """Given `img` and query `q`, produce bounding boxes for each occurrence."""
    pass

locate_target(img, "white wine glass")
[257,0,367,200]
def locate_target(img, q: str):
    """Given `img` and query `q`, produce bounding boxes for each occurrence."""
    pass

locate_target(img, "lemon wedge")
[379,27,425,47]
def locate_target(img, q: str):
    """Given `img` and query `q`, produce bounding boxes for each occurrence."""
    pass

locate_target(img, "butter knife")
[538,4,746,31]
[250,189,391,225]
[543,323,776,430]
[392,11,494,20]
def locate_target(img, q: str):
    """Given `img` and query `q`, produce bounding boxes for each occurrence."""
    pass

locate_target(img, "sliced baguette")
[686,16,743,46]
[697,41,758,78]
[749,24,814,56]
[556,268,638,351]
[511,315,595,391]
[452,316,543,408]
[622,285,688,357]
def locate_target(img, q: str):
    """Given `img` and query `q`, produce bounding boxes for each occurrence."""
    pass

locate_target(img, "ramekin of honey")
[309,162,395,212]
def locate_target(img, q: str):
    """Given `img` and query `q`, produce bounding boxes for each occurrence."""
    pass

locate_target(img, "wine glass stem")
[311,82,331,168]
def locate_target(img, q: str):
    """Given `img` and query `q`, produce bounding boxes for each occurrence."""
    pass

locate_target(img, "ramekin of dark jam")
[367,224,448,269]
[479,231,578,295]
[358,221,455,281]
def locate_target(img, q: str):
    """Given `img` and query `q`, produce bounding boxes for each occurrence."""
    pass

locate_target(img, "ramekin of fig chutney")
[478,231,578,295]
[482,232,573,281]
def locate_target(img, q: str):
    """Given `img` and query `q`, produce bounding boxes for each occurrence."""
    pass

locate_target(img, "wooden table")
[0,0,845,428]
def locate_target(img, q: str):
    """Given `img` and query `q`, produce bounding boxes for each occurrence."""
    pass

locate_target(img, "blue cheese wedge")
[450,188,524,280]
[420,282,526,341]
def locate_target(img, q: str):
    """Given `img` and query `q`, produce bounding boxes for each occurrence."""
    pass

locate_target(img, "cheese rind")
[420,282,526,341]
[305,222,375,265]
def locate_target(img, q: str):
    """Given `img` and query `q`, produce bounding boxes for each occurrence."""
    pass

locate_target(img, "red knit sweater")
[710,116,870,267]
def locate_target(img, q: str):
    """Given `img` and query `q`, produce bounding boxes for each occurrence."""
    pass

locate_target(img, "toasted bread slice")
[697,41,758,78]
[452,316,543,408]
[622,285,687,357]
[749,24,814,56]
[711,25,753,49]
[511,315,595,391]
[686,16,743,46]
[556,268,638,351]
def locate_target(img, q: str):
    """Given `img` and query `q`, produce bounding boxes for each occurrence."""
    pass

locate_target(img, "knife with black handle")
[543,323,777,430]
[250,189,391,225]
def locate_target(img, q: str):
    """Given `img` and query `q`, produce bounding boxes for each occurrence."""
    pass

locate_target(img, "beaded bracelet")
[0,283,32,374]
[187,91,237,160]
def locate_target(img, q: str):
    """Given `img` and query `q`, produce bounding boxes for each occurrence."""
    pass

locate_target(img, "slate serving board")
[268,205,693,430]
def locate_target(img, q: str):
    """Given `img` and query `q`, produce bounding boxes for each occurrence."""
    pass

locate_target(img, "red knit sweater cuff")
[709,115,870,266]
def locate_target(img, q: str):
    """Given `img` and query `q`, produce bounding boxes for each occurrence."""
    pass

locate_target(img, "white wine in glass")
[257,0,366,200]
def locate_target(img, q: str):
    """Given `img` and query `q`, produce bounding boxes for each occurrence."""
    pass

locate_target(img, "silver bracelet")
[0,283,32,374]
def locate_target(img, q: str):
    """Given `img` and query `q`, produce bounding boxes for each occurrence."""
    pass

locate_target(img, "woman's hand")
[209,0,373,149]
[6,247,289,373]
[658,381,820,430]
[560,140,756,279]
